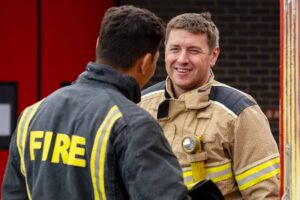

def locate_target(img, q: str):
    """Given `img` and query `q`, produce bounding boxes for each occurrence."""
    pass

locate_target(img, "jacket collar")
[166,71,214,109]
[76,62,141,103]
[157,71,214,119]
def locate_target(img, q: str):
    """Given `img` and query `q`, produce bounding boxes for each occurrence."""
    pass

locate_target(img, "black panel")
[0,83,17,149]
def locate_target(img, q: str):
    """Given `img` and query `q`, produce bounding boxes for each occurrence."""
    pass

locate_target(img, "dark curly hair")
[96,5,165,69]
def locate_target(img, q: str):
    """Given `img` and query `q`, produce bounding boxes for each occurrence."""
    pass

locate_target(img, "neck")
[171,73,212,99]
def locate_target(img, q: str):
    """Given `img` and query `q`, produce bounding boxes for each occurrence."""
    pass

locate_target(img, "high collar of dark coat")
[76,62,141,103]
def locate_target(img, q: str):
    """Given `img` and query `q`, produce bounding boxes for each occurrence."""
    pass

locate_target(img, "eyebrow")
[168,44,204,51]
[169,42,201,47]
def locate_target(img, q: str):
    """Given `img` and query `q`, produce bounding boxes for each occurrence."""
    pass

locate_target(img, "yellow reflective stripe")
[210,172,233,183]
[185,180,194,186]
[91,106,122,200]
[16,100,44,200]
[239,168,280,191]
[183,170,192,178]
[99,112,122,199]
[236,157,279,180]
[186,181,198,190]
[182,169,193,185]
[236,157,280,191]
[182,166,198,190]
[206,162,231,173]
[206,162,233,183]
[183,162,233,185]
[16,108,30,175]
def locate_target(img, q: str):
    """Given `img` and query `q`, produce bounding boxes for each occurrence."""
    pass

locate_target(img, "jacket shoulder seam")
[209,85,256,116]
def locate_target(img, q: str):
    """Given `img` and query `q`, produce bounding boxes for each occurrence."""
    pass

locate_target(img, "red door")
[0,0,114,195]
[41,1,114,96]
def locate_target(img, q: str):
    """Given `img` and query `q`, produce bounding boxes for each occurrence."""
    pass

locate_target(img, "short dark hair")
[96,5,165,69]
[166,12,219,53]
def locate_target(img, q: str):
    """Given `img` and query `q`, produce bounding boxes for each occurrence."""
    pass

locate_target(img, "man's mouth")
[174,67,192,73]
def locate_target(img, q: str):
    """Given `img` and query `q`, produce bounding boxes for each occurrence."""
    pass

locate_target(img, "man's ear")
[140,53,152,75]
[210,47,220,68]
[127,53,153,89]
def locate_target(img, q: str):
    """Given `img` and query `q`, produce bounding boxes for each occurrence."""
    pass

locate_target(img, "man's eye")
[189,49,201,54]
[169,48,180,53]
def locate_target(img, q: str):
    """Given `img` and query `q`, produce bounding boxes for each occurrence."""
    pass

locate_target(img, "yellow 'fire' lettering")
[29,131,86,167]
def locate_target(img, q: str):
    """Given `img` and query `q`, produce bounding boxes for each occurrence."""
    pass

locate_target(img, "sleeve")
[114,115,191,200]
[2,132,29,200]
[232,105,280,199]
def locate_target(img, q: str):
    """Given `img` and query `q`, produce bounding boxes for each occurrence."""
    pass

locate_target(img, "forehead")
[166,29,208,46]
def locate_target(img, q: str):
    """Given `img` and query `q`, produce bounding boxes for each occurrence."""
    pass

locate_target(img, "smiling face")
[165,29,219,98]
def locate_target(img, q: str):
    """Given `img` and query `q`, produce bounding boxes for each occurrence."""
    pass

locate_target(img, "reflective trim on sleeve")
[16,100,44,200]
[235,157,280,191]
[183,161,233,187]
[182,166,193,185]
[206,162,233,182]
[91,105,122,200]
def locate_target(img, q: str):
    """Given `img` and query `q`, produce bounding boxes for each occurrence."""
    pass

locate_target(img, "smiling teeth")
[176,68,191,73]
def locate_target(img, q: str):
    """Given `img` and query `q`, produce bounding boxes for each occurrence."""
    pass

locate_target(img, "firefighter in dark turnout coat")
[2,5,191,200]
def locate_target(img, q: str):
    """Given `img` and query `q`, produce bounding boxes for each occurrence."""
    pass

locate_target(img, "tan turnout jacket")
[139,74,280,200]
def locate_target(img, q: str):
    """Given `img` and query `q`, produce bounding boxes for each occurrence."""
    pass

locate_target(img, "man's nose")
[177,51,189,64]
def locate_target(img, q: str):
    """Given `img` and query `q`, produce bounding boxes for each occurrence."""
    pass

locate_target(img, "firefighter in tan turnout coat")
[140,12,280,200]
